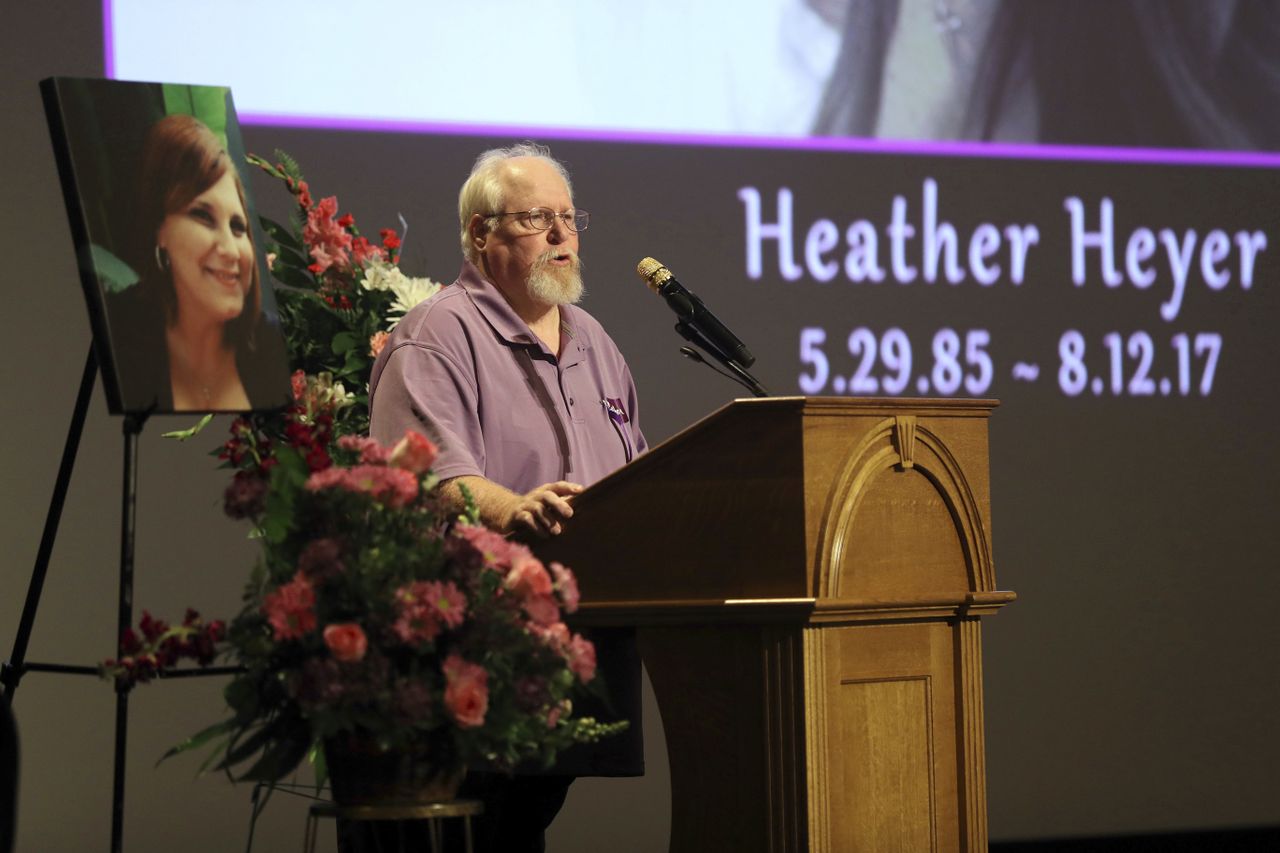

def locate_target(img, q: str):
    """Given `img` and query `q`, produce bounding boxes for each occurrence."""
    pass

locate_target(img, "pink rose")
[529,621,571,652]
[323,623,367,662]
[567,634,597,682]
[442,654,489,728]
[506,556,553,600]
[388,430,438,474]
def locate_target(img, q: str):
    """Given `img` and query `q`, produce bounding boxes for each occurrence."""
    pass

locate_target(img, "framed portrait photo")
[42,76,292,415]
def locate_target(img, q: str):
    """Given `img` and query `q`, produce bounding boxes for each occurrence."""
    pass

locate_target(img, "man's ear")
[468,213,488,253]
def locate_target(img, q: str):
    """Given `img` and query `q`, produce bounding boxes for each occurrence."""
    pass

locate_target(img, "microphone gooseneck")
[637,256,768,397]
[634,257,756,369]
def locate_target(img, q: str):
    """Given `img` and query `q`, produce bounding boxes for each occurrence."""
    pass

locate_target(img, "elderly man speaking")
[368,143,645,851]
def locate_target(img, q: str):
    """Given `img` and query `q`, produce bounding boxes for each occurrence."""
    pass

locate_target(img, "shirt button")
[569,397,575,406]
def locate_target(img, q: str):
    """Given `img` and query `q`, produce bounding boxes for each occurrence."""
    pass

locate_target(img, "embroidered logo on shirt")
[603,397,629,425]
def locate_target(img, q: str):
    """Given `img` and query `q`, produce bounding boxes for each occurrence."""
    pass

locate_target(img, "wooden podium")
[535,397,1014,852]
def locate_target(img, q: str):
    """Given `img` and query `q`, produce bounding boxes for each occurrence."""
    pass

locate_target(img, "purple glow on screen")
[103,1,1280,170]
[240,111,1280,169]
[102,0,114,78]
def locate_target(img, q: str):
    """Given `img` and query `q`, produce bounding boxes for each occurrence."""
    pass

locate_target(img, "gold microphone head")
[636,257,672,293]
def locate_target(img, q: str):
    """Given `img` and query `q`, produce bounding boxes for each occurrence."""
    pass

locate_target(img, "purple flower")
[297,537,346,580]
[224,472,268,519]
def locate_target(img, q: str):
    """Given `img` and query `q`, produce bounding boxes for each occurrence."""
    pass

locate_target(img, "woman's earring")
[154,245,170,273]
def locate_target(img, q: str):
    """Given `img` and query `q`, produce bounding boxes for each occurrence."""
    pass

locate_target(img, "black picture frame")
[42,76,291,415]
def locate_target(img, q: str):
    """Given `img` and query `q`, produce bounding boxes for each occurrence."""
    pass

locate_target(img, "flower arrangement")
[103,154,622,787]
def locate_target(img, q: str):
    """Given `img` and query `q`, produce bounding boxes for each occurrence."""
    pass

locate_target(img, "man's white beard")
[527,250,584,306]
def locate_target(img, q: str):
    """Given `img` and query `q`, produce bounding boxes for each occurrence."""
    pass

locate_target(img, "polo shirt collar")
[459,260,587,366]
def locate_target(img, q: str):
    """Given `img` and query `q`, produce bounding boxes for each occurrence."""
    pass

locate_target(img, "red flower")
[442,654,488,729]
[336,213,355,228]
[380,228,401,250]
[351,235,386,265]
[388,430,438,474]
[139,610,168,642]
[305,446,331,473]
[323,623,368,663]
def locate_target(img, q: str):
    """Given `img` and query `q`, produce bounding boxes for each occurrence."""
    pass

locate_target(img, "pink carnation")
[566,633,597,682]
[523,593,561,627]
[323,623,367,662]
[442,654,489,728]
[393,580,466,644]
[549,562,580,613]
[453,524,526,572]
[262,571,317,641]
[305,464,418,508]
[369,330,390,358]
[336,434,392,465]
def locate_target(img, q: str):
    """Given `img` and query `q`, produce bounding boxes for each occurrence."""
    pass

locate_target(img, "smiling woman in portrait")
[113,113,287,412]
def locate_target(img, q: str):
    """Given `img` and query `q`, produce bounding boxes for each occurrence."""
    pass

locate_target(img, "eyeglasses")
[487,207,590,233]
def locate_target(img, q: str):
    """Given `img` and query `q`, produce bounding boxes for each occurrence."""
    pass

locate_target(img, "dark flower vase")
[325,734,464,806]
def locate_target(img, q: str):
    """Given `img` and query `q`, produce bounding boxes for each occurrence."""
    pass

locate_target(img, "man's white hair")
[458,142,574,263]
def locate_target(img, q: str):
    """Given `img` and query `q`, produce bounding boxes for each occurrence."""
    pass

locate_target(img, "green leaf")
[331,331,358,355]
[270,263,319,292]
[259,216,305,256]
[237,730,312,783]
[159,717,237,764]
[218,723,275,770]
[162,413,214,441]
[246,153,286,179]
[310,741,328,794]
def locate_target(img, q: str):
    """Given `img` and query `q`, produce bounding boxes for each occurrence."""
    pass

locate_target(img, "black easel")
[2,344,235,853]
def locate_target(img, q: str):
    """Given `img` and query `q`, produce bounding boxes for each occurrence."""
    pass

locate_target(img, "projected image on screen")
[42,77,292,414]
[108,0,1279,150]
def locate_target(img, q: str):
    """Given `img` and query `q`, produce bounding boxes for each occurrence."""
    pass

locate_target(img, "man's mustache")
[532,249,582,272]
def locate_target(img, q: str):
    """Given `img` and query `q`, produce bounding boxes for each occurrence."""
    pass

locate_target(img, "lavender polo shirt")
[368,261,646,492]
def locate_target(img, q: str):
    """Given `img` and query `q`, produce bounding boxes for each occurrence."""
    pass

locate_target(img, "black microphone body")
[642,264,755,368]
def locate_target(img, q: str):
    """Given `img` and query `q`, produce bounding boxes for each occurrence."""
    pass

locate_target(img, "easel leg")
[1,348,97,703]
[110,412,147,853]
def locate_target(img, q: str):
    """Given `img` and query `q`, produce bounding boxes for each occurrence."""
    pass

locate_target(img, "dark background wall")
[3,2,1278,851]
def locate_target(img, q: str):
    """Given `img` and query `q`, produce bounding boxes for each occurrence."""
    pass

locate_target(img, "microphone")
[635,258,755,368]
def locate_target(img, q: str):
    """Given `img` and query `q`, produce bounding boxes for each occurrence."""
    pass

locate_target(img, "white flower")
[361,260,442,329]
[359,259,397,292]
[387,274,442,330]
